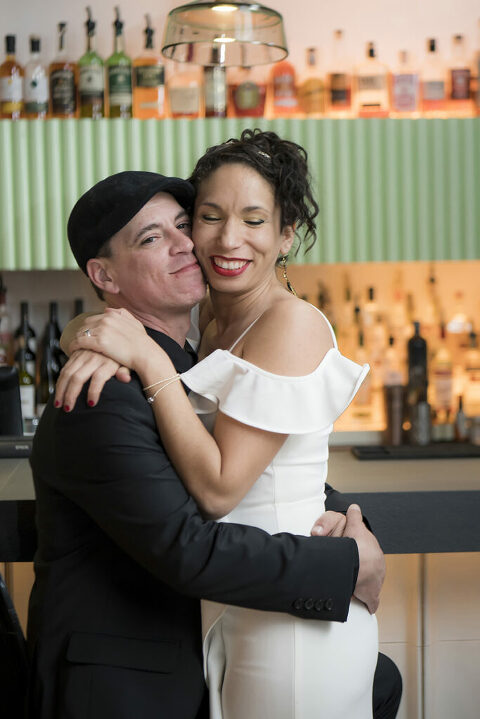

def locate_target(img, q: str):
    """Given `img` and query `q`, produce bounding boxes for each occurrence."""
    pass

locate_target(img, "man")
[27,171,400,718]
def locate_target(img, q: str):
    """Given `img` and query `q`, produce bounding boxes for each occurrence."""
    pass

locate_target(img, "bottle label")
[0,76,23,102]
[423,80,445,101]
[205,68,227,115]
[299,79,325,113]
[357,74,386,92]
[392,73,419,111]
[135,65,164,88]
[434,372,453,409]
[79,66,105,96]
[168,86,200,116]
[108,66,132,106]
[50,69,77,114]
[330,73,351,106]
[20,384,35,420]
[25,73,49,113]
[451,68,470,100]
[233,81,265,114]
[273,74,298,108]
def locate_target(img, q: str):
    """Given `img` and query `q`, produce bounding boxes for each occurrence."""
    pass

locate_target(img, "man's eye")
[177,222,191,230]
[141,236,157,245]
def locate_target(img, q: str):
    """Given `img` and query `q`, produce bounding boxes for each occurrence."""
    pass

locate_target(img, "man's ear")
[86,258,119,295]
[279,225,295,256]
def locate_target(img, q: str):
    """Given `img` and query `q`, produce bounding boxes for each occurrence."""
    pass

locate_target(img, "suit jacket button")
[293,598,304,610]
[314,599,324,611]
[325,598,334,611]
[304,598,314,610]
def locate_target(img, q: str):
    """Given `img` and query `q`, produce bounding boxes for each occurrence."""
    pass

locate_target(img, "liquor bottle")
[354,42,389,118]
[269,59,299,117]
[24,37,49,119]
[454,395,469,442]
[298,47,325,116]
[383,336,404,387]
[49,23,77,118]
[0,35,24,119]
[107,7,132,119]
[228,65,266,117]
[370,315,387,390]
[167,46,203,119]
[463,331,480,418]
[421,38,447,116]
[337,278,354,356]
[327,29,352,116]
[390,50,420,117]
[14,301,37,376]
[133,15,165,120]
[78,7,104,119]
[0,275,13,365]
[445,290,472,365]
[362,286,378,348]
[430,324,453,415]
[36,301,65,416]
[407,321,428,406]
[449,34,472,115]
[476,20,480,114]
[17,339,36,424]
[204,45,227,118]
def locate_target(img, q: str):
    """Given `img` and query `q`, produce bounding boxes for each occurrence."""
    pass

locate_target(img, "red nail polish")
[64,405,70,412]
[54,400,60,408]
[88,400,95,407]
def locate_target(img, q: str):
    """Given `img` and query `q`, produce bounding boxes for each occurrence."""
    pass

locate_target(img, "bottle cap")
[5,35,15,54]
[367,42,375,58]
[85,7,96,37]
[428,38,436,52]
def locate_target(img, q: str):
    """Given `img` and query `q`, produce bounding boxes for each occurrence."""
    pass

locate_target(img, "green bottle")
[78,7,104,118]
[107,6,132,118]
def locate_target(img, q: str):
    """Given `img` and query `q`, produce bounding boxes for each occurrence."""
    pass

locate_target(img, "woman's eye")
[245,219,264,226]
[202,214,221,222]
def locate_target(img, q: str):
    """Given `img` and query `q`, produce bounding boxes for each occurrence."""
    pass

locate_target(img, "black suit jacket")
[27,328,359,719]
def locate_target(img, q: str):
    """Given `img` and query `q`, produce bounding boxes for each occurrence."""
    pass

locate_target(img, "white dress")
[180,311,378,719]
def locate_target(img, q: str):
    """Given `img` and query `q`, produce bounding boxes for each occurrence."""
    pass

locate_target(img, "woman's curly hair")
[188,129,319,254]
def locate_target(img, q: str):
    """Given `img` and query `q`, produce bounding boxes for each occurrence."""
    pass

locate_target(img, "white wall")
[2,0,479,73]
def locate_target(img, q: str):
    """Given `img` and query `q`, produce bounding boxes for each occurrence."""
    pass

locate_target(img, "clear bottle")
[78,7,104,119]
[445,290,473,365]
[390,50,420,117]
[463,331,480,417]
[49,23,77,118]
[269,59,299,117]
[430,324,453,414]
[24,37,49,119]
[0,275,13,366]
[204,45,227,118]
[383,336,404,387]
[421,38,447,116]
[228,65,266,118]
[327,29,352,116]
[354,42,389,118]
[107,7,132,119]
[17,339,36,425]
[362,286,378,348]
[298,47,325,116]
[133,14,165,120]
[449,34,473,116]
[166,46,203,119]
[0,35,24,119]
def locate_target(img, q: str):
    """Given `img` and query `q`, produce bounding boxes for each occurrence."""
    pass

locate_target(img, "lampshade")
[161,0,288,66]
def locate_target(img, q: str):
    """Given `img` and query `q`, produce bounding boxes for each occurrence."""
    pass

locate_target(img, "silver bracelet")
[146,375,181,404]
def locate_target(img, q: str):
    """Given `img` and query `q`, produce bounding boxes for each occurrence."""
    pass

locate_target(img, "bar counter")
[1,449,479,560]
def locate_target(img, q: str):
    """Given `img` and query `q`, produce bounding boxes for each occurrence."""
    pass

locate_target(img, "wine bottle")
[14,302,36,377]
[36,302,65,416]
[0,275,13,365]
[407,321,428,405]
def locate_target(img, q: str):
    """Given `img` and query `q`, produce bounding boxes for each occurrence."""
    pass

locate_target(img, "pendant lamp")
[161,0,288,66]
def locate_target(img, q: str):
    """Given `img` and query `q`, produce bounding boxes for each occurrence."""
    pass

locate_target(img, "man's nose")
[172,228,194,252]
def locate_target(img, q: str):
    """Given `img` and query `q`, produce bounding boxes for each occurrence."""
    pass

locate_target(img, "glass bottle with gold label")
[298,47,325,116]
[107,6,132,118]
[353,41,389,118]
[78,7,104,119]
[0,35,24,120]
[228,65,266,117]
[133,15,165,119]
[49,23,78,118]
[327,30,352,117]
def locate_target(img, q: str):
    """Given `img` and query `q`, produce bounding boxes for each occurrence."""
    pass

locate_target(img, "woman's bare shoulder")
[242,296,335,376]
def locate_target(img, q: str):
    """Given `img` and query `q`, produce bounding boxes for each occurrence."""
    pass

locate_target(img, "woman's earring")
[281,256,297,296]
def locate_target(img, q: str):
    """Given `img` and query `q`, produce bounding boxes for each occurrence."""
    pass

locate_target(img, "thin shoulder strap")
[228,314,264,352]
[311,305,338,349]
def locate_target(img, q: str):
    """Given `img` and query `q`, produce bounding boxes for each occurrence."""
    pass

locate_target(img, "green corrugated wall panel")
[0,118,479,270]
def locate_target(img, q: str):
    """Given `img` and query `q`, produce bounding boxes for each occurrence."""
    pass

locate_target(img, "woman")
[59,130,378,718]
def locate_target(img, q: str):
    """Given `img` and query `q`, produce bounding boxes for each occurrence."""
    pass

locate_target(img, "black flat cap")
[67,171,196,273]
